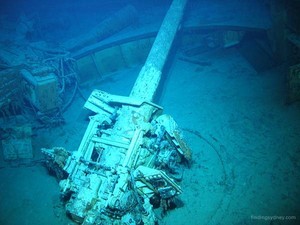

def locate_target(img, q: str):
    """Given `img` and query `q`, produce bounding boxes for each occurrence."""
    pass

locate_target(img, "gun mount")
[42,0,191,224]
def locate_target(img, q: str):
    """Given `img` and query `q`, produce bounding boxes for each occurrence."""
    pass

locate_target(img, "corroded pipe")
[64,5,137,51]
[130,0,188,102]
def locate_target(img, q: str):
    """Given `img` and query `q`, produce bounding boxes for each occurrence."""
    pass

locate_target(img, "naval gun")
[42,0,191,224]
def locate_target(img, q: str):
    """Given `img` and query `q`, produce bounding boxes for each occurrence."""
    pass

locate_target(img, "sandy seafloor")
[1,46,300,225]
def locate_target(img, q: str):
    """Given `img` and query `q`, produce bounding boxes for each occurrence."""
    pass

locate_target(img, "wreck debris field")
[0,0,300,225]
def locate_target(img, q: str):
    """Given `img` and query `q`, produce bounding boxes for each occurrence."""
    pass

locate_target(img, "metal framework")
[42,1,191,224]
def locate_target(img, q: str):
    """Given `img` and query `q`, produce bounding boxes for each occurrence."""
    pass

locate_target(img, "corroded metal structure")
[64,5,138,51]
[42,1,190,224]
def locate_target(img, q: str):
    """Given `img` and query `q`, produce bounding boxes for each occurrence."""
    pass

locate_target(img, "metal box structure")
[2,126,33,161]
[21,69,58,113]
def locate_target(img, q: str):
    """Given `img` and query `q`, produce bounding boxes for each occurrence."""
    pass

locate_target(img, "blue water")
[0,0,300,225]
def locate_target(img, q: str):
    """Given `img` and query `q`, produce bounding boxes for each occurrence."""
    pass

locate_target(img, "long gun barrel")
[42,1,191,224]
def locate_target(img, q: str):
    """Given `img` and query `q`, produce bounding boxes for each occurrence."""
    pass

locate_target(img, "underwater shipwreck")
[42,1,191,224]
[1,0,300,225]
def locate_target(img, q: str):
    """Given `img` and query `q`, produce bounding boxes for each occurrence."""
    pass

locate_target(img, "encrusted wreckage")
[42,0,191,224]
